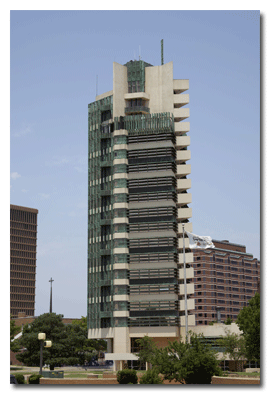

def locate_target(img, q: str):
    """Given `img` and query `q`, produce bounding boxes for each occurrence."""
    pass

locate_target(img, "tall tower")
[87,59,195,355]
[10,205,38,317]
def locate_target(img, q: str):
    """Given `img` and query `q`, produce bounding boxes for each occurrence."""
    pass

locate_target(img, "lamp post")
[38,333,52,375]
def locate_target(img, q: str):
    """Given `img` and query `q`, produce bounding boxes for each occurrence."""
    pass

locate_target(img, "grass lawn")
[64,370,104,378]
[10,366,25,371]
[224,371,260,378]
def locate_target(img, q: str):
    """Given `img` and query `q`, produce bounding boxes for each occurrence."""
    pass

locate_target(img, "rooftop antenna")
[134,50,136,60]
[139,45,141,60]
[161,39,164,65]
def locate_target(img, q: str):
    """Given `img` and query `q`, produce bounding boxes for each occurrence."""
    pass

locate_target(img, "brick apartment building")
[10,204,38,317]
[192,239,260,325]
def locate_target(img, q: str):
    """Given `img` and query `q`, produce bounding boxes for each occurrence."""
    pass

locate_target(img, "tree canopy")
[216,330,246,371]
[10,318,21,352]
[136,336,158,365]
[15,313,106,368]
[216,331,246,362]
[137,333,222,384]
[236,292,260,361]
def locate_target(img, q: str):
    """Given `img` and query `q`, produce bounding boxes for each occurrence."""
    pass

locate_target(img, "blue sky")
[8,10,260,319]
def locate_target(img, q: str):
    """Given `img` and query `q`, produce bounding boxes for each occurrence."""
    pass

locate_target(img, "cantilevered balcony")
[176,164,191,177]
[174,122,190,135]
[124,92,150,100]
[174,108,190,122]
[179,299,195,311]
[176,150,191,163]
[177,178,192,191]
[178,207,192,220]
[125,97,149,115]
[179,283,194,295]
[179,252,193,265]
[178,237,190,249]
[176,136,190,149]
[173,94,189,108]
[173,79,189,94]
[178,267,194,280]
[177,193,192,205]
[180,315,195,326]
[177,222,193,234]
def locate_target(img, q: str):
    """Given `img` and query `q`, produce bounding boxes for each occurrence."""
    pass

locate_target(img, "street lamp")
[38,333,52,375]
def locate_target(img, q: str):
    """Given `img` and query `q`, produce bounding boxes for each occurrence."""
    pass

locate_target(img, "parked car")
[84,360,100,367]
[10,374,18,384]
[90,360,99,366]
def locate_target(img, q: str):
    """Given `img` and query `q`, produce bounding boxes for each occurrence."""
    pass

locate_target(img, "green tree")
[224,317,233,325]
[64,321,106,365]
[72,316,87,330]
[136,336,158,365]
[71,316,107,356]
[16,313,68,368]
[10,318,21,352]
[152,333,222,384]
[236,292,260,362]
[16,313,106,368]
[216,331,246,371]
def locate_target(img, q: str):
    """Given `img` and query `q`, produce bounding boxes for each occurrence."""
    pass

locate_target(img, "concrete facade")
[87,59,194,355]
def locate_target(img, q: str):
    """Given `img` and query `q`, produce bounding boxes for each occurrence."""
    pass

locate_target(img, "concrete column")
[107,338,113,353]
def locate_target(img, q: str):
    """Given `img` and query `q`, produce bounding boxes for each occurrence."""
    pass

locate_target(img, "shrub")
[117,369,138,384]
[14,373,25,384]
[139,369,163,384]
[28,374,43,384]
[184,362,222,384]
[224,317,232,325]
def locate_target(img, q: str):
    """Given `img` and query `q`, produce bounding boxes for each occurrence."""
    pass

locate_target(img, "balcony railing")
[125,106,150,114]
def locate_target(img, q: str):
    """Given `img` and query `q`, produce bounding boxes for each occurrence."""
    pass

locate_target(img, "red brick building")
[10,205,38,317]
[192,240,260,325]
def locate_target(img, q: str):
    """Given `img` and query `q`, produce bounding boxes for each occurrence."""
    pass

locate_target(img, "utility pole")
[49,277,54,313]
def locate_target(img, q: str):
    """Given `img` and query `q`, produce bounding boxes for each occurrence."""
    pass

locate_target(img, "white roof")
[105,353,139,361]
